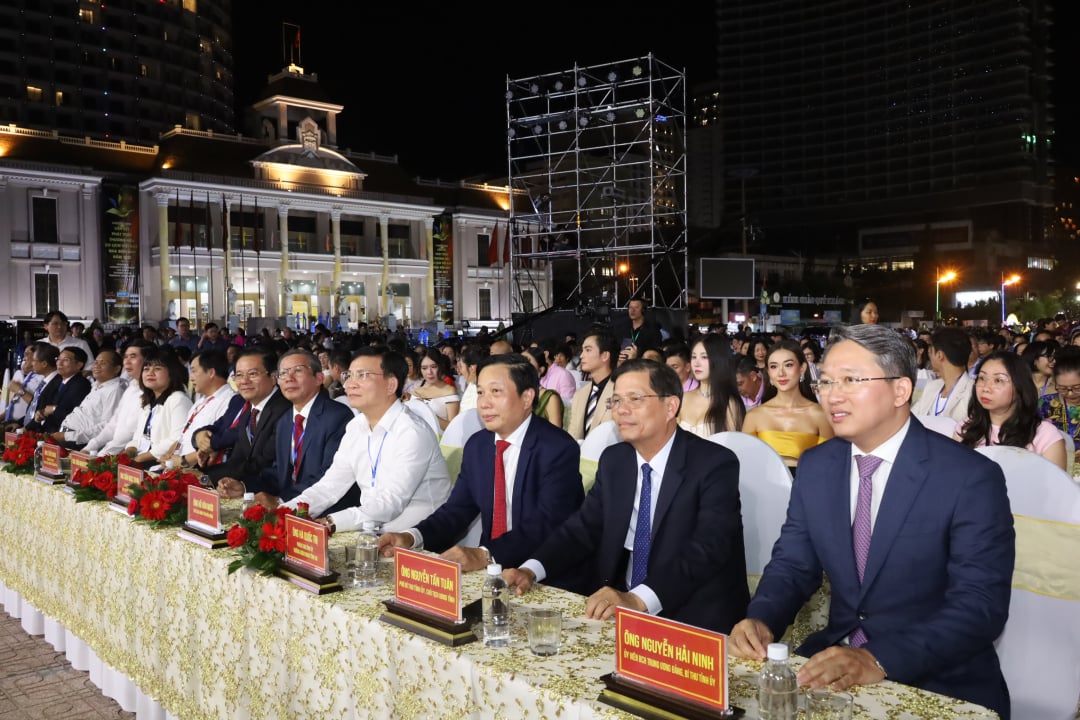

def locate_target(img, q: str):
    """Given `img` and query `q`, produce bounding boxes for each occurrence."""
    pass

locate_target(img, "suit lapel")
[822,439,860,585]
[510,420,537,528]
[652,429,687,532]
[859,423,929,595]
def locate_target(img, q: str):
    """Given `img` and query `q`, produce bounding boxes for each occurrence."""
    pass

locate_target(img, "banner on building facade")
[433,214,454,324]
[101,184,141,325]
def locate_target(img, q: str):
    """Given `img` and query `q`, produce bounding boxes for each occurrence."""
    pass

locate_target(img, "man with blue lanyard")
[280,346,451,533]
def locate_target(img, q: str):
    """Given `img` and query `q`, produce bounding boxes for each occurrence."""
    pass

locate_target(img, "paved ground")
[0,607,134,720]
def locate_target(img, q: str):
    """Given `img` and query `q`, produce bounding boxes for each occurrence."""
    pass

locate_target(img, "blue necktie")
[630,463,653,588]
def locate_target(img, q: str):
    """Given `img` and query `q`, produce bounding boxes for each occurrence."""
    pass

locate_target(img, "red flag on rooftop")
[488,223,500,266]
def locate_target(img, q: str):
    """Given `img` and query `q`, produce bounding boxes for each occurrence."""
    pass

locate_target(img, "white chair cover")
[707,431,792,576]
[976,445,1080,719]
[579,420,622,493]
[404,398,442,439]
[915,414,959,438]
[439,408,484,547]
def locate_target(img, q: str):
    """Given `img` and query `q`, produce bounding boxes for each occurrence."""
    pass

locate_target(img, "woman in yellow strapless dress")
[741,339,833,467]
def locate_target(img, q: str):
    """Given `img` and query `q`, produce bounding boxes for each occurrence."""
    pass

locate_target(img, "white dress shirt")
[125,392,194,460]
[2,370,44,423]
[285,401,451,533]
[83,381,144,455]
[60,376,127,444]
[176,384,236,455]
[848,418,912,531]
[459,383,478,412]
[48,336,96,369]
[910,374,973,424]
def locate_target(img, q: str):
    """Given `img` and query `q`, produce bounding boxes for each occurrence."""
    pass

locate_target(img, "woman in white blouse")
[123,349,192,466]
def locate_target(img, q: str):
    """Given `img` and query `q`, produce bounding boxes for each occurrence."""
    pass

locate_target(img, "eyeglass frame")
[810,376,901,394]
[276,365,313,380]
[341,370,387,382]
[605,393,670,411]
[233,370,272,382]
[1056,383,1080,396]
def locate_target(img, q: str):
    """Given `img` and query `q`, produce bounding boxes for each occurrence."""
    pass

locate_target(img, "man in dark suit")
[228,349,358,514]
[27,346,91,433]
[729,324,1014,718]
[379,353,584,577]
[206,348,290,483]
[504,359,750,633]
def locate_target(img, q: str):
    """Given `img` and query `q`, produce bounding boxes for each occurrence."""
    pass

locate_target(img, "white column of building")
[379,213,390,318]
[330,208,342,326]
[279,205,290,319]
[223,196,233,320]
[79,184,100,320]
[155,192,171,322]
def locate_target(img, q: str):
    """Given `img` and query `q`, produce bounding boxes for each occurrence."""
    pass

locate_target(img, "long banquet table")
[0,469,998,719]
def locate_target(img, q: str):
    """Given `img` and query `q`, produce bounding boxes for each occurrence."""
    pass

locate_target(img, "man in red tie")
[206,348,291,486]
[378,354,584,579]
[226,349,356,513]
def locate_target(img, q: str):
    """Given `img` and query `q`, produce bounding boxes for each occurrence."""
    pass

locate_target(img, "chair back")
[404,398,442,439]
[1060,429,1076,476]
[438,409,483,485]
[976,445,1080,720]
[915,414,959,438]
[579,420,622,493]
[707,431,792,576]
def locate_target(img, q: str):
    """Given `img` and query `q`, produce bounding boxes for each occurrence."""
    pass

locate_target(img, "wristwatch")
[325,517,336,535]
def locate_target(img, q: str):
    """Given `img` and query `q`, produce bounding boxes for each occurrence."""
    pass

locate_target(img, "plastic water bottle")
[354,521,379,587]
[241,492,255,515]
[758,642,798,720]
[481,563,511,647]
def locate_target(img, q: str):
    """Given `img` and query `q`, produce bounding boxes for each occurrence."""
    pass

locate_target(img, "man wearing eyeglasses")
[223,348,357,514]
[279,346,451,533]
[730,324,1013,718]
[379,353,585,580]
[203,349,290,485]
[503,359,750,633]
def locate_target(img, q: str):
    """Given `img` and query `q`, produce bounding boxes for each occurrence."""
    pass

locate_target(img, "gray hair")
[826,324,917,387]
[278,348,322,375]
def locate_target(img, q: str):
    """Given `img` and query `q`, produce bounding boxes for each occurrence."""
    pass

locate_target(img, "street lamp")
[935,268,957,323]
[1001,273,1020,327]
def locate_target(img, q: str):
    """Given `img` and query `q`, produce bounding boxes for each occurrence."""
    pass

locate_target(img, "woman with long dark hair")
[957,350,1066,471]
[677,334,745,438]
[850,298,880,325]
[122,347,192,467]
[1038,345,1080,471]
[742,339,833,467]
[408,349,460,431]
[523,347,564,428]
[1021,340,1057,399]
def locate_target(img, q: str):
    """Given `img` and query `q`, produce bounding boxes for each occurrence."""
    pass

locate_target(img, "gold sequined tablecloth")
[0,470,997,720]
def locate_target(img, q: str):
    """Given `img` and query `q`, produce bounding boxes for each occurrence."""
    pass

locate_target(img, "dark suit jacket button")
[857,613,868,621]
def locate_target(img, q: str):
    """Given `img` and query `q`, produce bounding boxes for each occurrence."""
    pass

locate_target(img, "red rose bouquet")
[226,502,309,575]
[2,431,42,476]
[71,453,132,503]
[126,467,202,527]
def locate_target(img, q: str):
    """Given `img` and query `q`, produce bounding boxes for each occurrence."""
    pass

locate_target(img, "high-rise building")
[0,0,234,143]
[693,0,1055,318]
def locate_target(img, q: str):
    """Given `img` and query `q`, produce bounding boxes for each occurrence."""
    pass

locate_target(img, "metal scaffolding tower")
[505,55,688,315]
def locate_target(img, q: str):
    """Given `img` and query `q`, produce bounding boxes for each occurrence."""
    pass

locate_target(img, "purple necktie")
[850,454,883,648]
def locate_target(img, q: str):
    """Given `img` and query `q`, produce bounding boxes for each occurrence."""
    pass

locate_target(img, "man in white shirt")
[83,340,153,455]
[910,327,974,423]
[42,310,95,370]
[159,349,235,466]
[51,349,126,446]
[2,347,45,429]
[285,347,452,534]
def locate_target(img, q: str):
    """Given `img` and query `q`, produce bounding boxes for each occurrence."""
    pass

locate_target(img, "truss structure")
[505,54,688,313]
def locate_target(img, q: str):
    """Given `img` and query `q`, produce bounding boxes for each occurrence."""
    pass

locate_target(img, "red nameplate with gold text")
[283,515,329,574]
[615,608,729,711]
[5,431,18,450]
[40,444,61,475]
[115,464,142,504]
[186,486,221,533]
[69,451,90,476]
[392,548,462,623]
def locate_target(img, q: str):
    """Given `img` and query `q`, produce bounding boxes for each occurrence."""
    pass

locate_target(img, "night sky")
[233,2,1080,179]
[232,1,717,179]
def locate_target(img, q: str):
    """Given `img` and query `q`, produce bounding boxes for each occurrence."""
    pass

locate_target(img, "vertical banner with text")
[101,183,141,325]
[432,214,454,325]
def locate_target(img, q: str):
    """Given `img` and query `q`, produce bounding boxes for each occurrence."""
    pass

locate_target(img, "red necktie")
[491,440,510,539]
[291,414,305,482]
[249,407,259,436]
